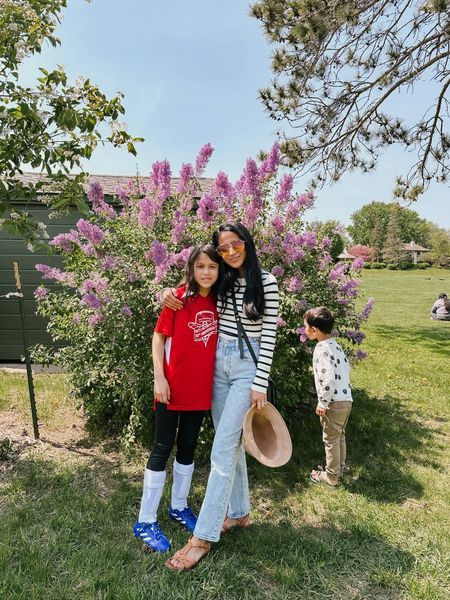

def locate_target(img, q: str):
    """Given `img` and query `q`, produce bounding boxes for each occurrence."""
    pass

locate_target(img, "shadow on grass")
[372,323,450,357]
[0,456,414,600]
[248,389,435,504]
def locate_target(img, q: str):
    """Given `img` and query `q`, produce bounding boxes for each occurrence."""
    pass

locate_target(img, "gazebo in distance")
[400,241,431,264]
[337,249,357,262]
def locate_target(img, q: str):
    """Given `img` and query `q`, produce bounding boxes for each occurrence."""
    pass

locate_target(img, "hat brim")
[243,402,292,468]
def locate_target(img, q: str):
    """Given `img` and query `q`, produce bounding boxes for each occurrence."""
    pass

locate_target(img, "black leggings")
[147,403,205,471]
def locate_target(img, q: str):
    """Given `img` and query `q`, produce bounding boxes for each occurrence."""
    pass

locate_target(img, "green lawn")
[0,269,449,600]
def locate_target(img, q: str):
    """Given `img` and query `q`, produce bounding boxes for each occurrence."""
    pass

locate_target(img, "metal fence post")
[13,261,40,440]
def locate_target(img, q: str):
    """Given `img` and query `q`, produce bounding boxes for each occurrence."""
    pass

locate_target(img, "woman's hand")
[154,376,171,404]
[251,390,267,410]
[315,405,327,417]
[162,288,183,310]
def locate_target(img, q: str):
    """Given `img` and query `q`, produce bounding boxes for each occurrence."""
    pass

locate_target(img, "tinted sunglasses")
[216,239,246,258]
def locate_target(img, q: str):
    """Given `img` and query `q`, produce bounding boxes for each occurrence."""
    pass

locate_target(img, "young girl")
[133,244,220,552]
[162,222,279,570]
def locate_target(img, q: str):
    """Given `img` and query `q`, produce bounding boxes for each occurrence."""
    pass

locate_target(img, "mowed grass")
[0,269,449,600]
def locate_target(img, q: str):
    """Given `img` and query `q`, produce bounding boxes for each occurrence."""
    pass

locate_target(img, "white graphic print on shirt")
[188,310,218,347]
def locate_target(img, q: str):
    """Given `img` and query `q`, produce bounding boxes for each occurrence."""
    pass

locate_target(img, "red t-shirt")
[153,287,218,411]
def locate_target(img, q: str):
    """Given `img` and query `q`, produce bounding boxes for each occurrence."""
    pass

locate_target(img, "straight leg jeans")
[193,337,259,542]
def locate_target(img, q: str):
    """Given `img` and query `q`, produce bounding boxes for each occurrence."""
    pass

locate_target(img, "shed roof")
[14,172,214,198]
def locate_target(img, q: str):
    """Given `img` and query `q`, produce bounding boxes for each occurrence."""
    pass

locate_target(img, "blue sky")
[21,0,449,228]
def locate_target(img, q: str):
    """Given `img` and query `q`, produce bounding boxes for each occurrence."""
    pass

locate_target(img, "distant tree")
[0,0,142,246]
[369,220,385,262]
[250,0,450,201]
[348,245,373,262]
[308,219,345,260]
[383,208,408,264]
[348,201,429,246]
[425,222,450,265]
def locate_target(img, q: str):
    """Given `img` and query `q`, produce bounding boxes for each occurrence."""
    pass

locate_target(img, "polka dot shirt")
[312,338,353,409]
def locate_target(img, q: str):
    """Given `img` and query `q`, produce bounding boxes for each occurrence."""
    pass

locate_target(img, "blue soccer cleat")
[133,521,171,553]
[168,505,198,533]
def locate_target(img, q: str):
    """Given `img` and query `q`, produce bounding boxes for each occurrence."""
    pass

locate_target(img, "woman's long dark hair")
[212,222,265,321]
[184,244,221,300]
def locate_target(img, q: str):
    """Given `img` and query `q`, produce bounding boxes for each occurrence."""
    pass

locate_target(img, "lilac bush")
[33,144,374,444]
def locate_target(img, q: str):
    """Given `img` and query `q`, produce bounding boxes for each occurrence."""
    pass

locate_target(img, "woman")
[162,222,279,571]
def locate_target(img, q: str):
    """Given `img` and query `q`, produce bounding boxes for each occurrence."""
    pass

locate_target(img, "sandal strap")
[166,538,211,571]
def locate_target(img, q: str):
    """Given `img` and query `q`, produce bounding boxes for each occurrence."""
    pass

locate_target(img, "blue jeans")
[193,336,259,542]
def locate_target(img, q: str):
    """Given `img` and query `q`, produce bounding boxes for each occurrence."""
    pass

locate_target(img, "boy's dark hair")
[438,292,447,299]
[304,306,335,334]
[184,244,221,299]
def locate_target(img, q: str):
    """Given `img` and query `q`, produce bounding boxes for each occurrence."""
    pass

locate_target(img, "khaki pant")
[320,401,352,483]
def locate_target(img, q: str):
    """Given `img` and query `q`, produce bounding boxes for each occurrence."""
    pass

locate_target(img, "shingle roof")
[14,172,214,198]
[338,249,356,259]
[400,241,430,252]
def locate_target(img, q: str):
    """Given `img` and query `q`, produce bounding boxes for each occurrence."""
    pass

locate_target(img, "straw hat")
[242,402,292,468]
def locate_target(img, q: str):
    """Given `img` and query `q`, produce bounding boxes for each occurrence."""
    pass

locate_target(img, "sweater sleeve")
[251,273,279,393]
[315,346,336,409]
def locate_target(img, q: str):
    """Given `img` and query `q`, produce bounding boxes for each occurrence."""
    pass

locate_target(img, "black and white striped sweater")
[217,270,279,393]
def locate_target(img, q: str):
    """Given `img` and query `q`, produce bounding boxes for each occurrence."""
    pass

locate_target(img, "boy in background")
[304,307,353,486]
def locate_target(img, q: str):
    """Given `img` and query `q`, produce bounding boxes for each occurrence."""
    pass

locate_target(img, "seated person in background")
[430,293,450,321]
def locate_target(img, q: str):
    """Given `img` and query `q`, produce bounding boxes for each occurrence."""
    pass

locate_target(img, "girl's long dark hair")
[212,222,265,321]
[184,244,221,299]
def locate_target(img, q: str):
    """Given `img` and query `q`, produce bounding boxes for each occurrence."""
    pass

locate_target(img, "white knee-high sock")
[171,460,194,510]
[138,469,166,523]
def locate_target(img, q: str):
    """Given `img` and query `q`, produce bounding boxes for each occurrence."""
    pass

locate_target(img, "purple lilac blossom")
[115,185,130,207]
[76,219,105,245]
[271,266,285,277]
[138,197,157,229]
[275,174,293,205]
[101,256,118,271]
[172,210,188,243]
[258,142,280,179]
[321,237,331,249]
[87,182,116,219]
[146,241,169,267]
[80,276,108,295]
[356,350,368,361]
[35,264,71,284]
[197,193,219,225]
[328,262,349,282]
[194,143,214,176]
[121,306,132,316]
[34,286,48,299]
[286,276,304,293]
[177,163,194,194]
[81,292,103,310]
[296,326,308,343]
[72,314,81,325]
[276,317,286,328]
[171,247,193,268]
[88,313,105,327]
[213,171,235,219]
[271,216,285,234]
[339,279,359,298]
[352,257,365,269]
[300,231,318,249]
[358,297,375,323]
[49,231,80,253]
[346,330,366,344]
[126,272,140,283]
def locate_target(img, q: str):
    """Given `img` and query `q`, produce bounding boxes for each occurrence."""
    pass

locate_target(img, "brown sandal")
[165,537,211,572]
[309,469,338,487]
[221,514,250,536]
